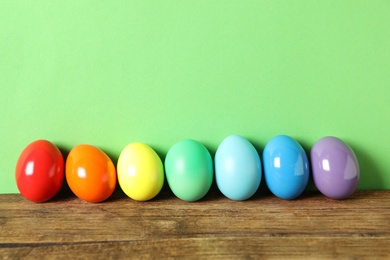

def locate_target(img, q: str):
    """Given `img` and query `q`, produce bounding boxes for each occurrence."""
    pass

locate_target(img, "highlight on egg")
[117,142,164,201]
[263,135,310,200]
[215,135,262,200]
[310,136,359,200]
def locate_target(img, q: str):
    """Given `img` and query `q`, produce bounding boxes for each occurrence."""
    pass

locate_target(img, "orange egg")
[65,144,116,202]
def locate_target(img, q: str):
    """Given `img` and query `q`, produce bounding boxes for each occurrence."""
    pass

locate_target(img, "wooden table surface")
[1,188,389,259]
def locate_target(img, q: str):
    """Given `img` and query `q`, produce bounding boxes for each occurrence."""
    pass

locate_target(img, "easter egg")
[263,135,309,200]
[117,142,164,201]
[66,144,116,202]
[15,140,64,202]
[215,135,261,200]
[164,139,213,201]
[311,136,359,199]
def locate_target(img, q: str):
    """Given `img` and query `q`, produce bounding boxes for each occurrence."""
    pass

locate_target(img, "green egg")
[164,139,213,202]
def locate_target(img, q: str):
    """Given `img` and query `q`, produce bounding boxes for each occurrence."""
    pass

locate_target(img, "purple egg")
[311,137,359,199]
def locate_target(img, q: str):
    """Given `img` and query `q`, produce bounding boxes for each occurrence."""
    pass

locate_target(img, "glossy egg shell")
[164,139,213,202]
[66,144,116,203]
[263,135,309,200]
[311,136,359,199]
[117,142,164,201]
[15,140,64,202]
[215,135,262,200]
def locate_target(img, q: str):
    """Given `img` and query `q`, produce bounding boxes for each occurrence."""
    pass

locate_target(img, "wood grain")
[1,189,389,259]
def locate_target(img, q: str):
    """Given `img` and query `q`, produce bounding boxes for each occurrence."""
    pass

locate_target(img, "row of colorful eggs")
[15,135,359,203]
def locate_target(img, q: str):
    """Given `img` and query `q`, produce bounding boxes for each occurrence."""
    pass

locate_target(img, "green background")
[1,1,389,193]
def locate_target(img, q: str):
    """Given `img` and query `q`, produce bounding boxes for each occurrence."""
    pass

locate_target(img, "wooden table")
[1,188,389,259]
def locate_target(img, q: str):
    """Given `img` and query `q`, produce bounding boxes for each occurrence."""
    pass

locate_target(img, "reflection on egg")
[311,136,359,199]
[117,142,164,201]
[164,139,213,202]
[215,135,262,200]
[66,144,116,203]
[263,135,309,200]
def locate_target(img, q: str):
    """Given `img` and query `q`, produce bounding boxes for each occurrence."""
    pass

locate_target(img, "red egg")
[15,140,64,202]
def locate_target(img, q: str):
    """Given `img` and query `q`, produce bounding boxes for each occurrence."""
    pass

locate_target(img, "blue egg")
[215,135,262,200]
[263,135,309,200]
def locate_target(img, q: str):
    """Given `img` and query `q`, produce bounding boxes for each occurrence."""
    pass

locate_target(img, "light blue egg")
[263,135,309,200]
[215,135,262,200]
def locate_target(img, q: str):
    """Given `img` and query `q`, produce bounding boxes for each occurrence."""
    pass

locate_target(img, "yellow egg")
[117,142,164,201]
